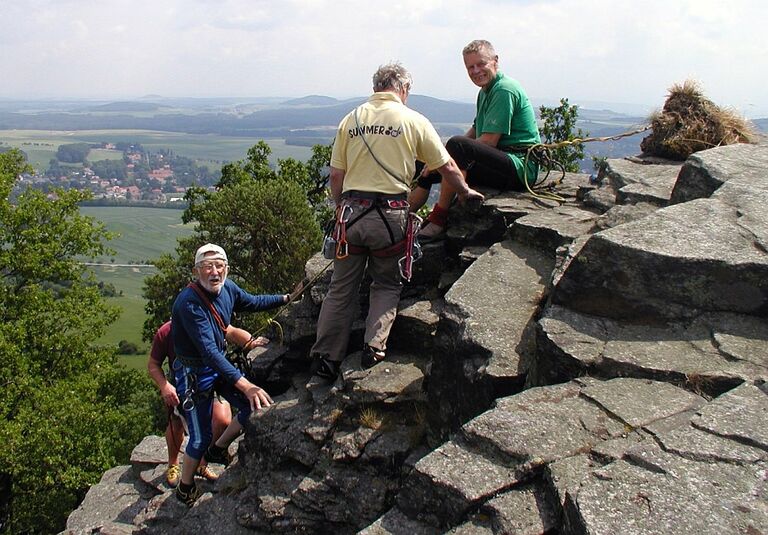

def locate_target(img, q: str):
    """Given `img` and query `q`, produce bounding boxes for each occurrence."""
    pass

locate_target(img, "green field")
[0,129,312,172]
[81,206,194,264]
[80,206,194,357]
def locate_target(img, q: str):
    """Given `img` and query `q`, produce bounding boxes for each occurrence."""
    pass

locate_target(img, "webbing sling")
[187,281,227,335]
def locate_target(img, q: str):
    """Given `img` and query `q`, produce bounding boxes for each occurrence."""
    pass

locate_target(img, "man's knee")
[446,135,470,157]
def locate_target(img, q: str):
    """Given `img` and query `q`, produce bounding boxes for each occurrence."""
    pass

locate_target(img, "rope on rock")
[522,124,653,203]
[253,259,335,343]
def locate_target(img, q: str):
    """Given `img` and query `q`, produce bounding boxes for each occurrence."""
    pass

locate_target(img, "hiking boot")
[204,444,232,467]
[196,463,219,481]
[361,344,386,370]
[175,483,202,507]
[418,221,445,242]
[310,355,341,383]
[165,463,181,487]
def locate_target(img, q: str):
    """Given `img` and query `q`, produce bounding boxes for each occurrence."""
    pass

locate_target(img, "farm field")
[80,206,194,357]
[0,129,313,172]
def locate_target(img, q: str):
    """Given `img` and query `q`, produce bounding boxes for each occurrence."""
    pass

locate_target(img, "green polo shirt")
[474,72,541,184]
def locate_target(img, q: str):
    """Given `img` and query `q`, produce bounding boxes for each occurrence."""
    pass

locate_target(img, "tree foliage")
[142,141,329,341]
[0,149,157,534]
[55,143,92,164]
[539,98,588,173]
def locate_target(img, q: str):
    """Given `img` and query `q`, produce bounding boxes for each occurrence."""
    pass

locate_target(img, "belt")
[177,354,205,367]
[342,190,407,201]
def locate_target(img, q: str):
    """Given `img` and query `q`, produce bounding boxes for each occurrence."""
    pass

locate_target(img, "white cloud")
[2,0,765,116]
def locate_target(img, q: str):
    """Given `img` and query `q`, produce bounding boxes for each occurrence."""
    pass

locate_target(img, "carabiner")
[182,388,195,411]
[338,203,353,224]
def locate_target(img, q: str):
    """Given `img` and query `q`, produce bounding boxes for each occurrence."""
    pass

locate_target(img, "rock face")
[66,144,768,534]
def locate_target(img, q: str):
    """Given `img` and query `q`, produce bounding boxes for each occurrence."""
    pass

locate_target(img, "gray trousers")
[311,199,408,362]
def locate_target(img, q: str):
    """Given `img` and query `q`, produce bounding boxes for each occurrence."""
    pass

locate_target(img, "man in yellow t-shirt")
[309,62,483,380]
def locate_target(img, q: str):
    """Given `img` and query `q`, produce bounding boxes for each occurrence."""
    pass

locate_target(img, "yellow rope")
[253,259,335,342]
[521,124,653,203]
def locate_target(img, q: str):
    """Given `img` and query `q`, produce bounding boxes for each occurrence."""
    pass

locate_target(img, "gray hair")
[372,62,413,93]
[462,39,496,59]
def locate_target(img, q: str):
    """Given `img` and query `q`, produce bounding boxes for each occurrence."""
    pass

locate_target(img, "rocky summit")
[64,142,767,535]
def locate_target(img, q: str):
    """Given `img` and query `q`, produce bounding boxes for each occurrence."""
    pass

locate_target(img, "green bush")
[0,149,157,534]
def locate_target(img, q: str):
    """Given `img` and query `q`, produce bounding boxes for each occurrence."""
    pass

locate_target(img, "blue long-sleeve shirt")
[171,278,284,384]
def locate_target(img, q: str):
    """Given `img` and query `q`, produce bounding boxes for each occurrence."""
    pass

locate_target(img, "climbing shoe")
[165,463,181,487]
[361,344,386,369]
[175,482,202,507]
[310,355,341,382]
[196,463,219,481]
[204,444,232,467]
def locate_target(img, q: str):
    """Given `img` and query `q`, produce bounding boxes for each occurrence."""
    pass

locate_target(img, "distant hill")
[6,95,750,168]
[283,95,339,106]
[79,101,171,112]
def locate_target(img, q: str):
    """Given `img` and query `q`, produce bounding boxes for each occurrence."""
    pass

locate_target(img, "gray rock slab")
[171,491,257,535]
[544,453,599,511]
[582,186,617,212]
[671,143,768,203]
[428,240,555,435]
[531,305,608,385]
[590,431,651,463]
[358,507,441,535]
[347,354,426,405]
[388,299,440,353]
[397,440,522,527]
[712,179,768,256]
[568,441,768,535]
[132,490,201,534]
[243,395,326,470]
[553,196,768,319]
[691,382,768,450]
[604,158,681,206]
[655,422,768,464]
[446,518,494,534]
[594,202,659,230]
[480,481,559,535]
[535,307,763,395]
[130,435,168,465]
[65,466,152,533]
[579,377,705,429]
[461,382,625,465]
[444,240,554,381]
[511,205,599,255]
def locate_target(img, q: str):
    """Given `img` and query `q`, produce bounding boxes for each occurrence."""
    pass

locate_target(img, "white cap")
[194,243,228,265]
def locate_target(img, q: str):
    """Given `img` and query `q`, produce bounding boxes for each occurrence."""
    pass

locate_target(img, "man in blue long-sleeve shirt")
[171,243,289,506]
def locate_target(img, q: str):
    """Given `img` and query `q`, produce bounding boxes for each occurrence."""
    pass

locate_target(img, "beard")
[199,273,227,295]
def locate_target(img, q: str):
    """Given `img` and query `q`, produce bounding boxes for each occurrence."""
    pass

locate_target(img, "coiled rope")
[521,124,653,203]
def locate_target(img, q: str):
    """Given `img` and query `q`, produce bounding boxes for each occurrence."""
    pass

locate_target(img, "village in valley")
[10,141,220,204]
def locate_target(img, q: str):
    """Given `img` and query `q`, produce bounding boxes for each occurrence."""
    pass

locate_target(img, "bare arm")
[234,376,273,411]
[329,166,345,205]
[147,357,179,408]
[434,158,484,203]
[226,325,268,351]
[465,126,476,139]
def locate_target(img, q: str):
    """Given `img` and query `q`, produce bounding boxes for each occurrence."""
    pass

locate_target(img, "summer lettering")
[348,125,402,138]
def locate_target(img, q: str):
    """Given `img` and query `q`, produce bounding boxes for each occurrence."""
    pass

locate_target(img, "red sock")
[427,204,449,227]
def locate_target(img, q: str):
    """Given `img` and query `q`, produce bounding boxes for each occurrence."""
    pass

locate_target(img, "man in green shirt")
[410,39,541,239]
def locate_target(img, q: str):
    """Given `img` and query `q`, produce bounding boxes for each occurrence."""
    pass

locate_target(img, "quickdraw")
[334,203,353,259]
[398,212,423,281]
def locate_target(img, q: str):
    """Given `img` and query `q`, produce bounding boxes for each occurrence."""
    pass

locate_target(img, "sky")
[2,0,766,116]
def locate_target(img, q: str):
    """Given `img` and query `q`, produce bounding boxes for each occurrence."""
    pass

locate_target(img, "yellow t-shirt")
[331,92,450,195]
